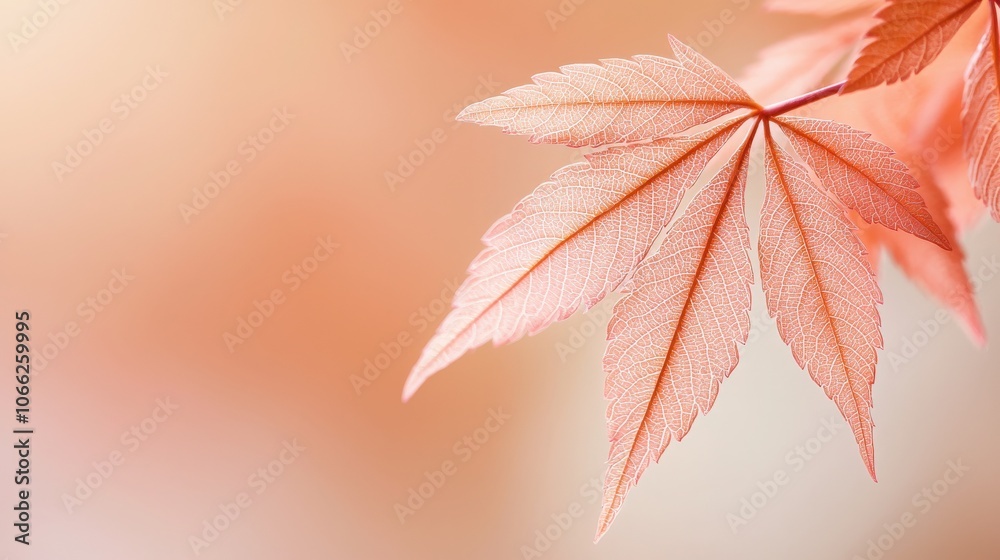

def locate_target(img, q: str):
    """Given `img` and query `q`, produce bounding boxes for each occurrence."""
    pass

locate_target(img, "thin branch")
[760,80,846,117]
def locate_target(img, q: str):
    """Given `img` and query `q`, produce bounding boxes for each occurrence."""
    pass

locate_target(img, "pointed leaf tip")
[455,100,486,123]
[968,321,988,348]
[401,375,418,403]
[594,510,610,542]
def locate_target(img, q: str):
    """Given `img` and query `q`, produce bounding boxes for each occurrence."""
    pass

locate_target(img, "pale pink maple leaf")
[407,32,961,541]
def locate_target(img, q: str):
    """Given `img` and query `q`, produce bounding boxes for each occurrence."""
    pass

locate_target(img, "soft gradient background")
[1,1,998,559]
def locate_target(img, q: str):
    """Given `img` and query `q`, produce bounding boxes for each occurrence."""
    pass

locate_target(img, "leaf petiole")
[760,80,847,117]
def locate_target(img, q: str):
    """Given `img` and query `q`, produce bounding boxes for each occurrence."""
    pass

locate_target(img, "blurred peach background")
[1,1,998,559]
